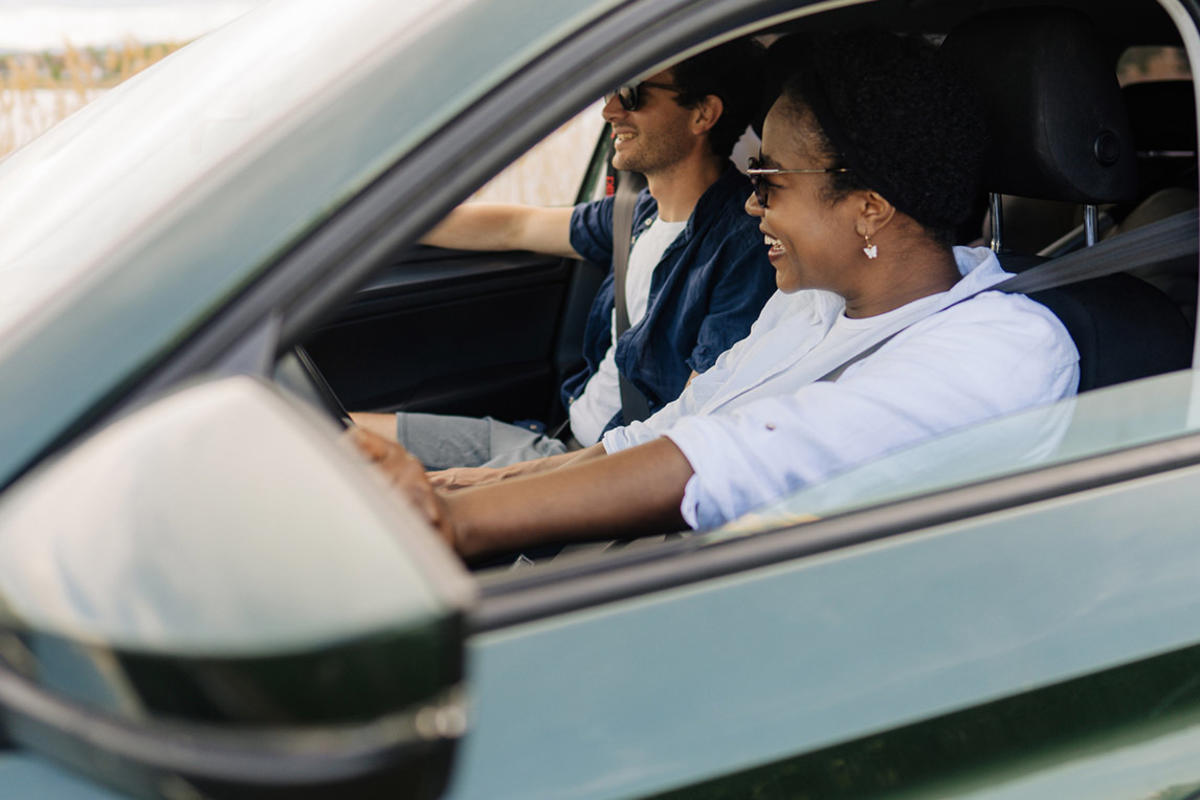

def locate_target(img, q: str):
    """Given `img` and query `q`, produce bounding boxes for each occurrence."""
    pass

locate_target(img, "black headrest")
[1123,80,1196,154]
[942,9,1137,204]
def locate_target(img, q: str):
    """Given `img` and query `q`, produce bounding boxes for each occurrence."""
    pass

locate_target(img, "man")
[352,38,776,468]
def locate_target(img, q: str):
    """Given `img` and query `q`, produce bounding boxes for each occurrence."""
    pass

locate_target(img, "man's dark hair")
[769,30,986,244]
[670,38,766,160]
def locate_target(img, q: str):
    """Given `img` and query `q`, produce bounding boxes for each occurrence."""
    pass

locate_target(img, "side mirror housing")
[0,377,474,798]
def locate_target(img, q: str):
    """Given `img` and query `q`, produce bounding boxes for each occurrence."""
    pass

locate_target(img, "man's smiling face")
[602,69,698,177]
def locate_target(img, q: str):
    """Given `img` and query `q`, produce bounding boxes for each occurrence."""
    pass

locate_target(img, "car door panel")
[304,247,604,424]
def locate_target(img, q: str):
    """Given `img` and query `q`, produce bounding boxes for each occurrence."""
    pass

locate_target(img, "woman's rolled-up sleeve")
[664,299,1080,529]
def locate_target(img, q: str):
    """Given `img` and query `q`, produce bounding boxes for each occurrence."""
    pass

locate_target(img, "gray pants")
[396,412,569,470]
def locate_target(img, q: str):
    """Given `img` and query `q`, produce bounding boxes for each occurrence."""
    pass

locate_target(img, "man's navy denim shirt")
[563,164,777,434]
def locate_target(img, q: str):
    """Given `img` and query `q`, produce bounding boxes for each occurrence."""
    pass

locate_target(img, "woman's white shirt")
[602,246,1081,529]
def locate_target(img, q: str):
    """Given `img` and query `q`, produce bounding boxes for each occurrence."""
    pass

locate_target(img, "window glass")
[1118,45,1191,85]
[710,370,1200,539]
[470,101,606,206]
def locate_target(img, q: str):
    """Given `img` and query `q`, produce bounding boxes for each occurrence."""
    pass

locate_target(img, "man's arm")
[420,203,580,260]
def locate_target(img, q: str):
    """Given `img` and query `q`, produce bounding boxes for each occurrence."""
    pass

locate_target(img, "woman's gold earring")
[862,233,879,260]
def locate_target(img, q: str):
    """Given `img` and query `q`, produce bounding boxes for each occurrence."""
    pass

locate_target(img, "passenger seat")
[943,8,1194,391]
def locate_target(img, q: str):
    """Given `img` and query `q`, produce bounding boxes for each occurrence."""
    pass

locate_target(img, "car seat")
[943,8,1194,391]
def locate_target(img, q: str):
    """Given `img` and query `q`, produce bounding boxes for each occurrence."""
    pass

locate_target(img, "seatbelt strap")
[817,334,899,383]
[612,170,653,424]
[991,207,1198,294]
[819,207,1199,382]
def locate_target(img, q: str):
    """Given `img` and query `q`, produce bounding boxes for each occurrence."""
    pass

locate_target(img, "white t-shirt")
[602,246,1081,529]
[569,217,687,445]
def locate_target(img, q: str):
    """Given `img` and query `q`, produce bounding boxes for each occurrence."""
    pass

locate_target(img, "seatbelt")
[990,207,1198,294]
[819,207,1199,381]
[611,169,653,424]
[818,335,899,383]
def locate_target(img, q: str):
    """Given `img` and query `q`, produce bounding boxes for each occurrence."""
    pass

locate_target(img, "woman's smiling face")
[745,97,862,294]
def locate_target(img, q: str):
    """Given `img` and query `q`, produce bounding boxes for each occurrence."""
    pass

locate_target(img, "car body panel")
[448,460,1200,799]
[657,643,1200,798]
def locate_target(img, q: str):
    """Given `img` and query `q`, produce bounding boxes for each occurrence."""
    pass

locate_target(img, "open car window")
[443,14,1200,573]
[469,101,606,206]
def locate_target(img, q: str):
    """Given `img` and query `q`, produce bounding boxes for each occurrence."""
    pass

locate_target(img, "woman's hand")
[347,428,458,552]
[428,465,509,491]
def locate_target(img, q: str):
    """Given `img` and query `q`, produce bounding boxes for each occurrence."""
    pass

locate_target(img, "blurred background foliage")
[0,43,1191,204]
[1,39,183,155]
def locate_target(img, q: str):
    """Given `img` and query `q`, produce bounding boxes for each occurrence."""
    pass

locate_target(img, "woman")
[351,30,1079,558]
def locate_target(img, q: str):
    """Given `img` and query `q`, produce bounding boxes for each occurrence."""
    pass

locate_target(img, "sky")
[0,0,268,51]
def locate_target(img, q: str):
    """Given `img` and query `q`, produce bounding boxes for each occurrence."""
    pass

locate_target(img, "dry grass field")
[0,40,184,155]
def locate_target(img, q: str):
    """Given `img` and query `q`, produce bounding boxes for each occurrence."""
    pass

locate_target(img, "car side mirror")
[0,377,474,799]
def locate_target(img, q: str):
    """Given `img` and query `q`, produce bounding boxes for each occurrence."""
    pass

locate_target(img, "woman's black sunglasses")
[604,81,683,112]
[746,155,850,208]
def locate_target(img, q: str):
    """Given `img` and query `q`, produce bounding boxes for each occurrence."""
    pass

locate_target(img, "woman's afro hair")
[768,30,987,238]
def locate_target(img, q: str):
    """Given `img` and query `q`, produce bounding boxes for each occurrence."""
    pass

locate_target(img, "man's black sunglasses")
[604,81,683,112]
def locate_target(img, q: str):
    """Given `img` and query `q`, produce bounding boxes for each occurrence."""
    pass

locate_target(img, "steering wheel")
[273,346,352,428]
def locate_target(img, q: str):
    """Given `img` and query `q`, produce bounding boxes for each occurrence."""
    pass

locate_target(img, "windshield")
[711,368,1200,538]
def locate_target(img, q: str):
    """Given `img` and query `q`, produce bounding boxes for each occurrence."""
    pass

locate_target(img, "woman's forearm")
[445,438,693,559]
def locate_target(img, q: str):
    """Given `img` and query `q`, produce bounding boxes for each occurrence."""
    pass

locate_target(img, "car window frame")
[473,417,1200,630]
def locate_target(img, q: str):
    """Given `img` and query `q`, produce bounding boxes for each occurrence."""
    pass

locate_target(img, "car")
[2,0,1200,798]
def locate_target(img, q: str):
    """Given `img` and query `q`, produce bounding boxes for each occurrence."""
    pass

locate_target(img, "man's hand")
[420,204,578,259]
[347,428,458,551]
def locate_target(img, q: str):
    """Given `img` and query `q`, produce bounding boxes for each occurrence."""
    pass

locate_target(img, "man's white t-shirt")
[602,246,1081,529]
[568,217,687,445]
